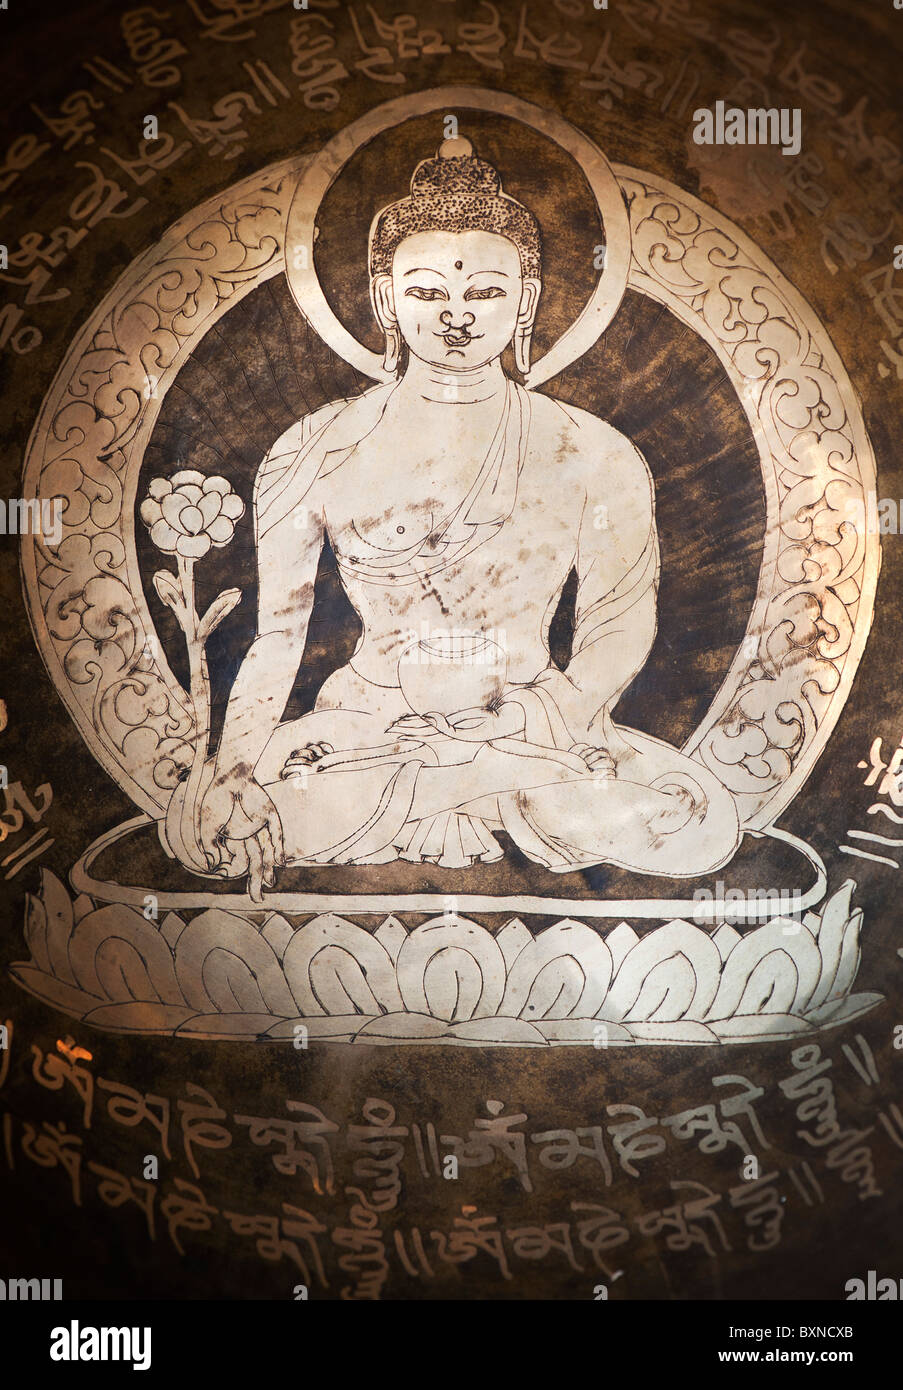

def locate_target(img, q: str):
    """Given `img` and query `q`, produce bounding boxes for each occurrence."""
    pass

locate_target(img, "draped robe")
[249,379,740,876]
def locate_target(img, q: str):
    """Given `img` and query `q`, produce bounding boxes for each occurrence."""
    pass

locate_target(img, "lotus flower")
[140,471,244,560]
[139,470,245,875]
[10,866,880,1045]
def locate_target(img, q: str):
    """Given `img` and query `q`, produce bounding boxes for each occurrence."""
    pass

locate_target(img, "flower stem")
[177,554,211,865]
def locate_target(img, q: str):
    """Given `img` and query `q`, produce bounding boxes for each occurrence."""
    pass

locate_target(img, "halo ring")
[19,99,877,837]
[284,85,632,388]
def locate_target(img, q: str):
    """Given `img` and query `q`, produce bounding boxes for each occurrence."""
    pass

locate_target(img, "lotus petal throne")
[171,136,741,899]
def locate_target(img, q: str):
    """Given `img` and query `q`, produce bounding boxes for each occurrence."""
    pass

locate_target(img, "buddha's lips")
[436,329,483,348]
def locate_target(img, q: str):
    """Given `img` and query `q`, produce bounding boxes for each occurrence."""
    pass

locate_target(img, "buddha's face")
[374,229,539,373]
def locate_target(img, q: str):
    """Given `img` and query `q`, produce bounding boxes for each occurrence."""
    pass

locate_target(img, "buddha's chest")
[323,409,511,557]
[333,486,578,635]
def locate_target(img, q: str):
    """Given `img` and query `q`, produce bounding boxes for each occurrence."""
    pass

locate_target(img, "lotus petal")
[197,492,222,528]
[179,504,204,536]
[206,515,233,544]
[373,915,407,965]
[733,955,799,1014]
[201,952,273,1014]
[500,920,612,1020]
[827,909,863,1003]
[283,914,402,1015]
[518,958,589,1020]
[7,963,99,1017]
[447,1016,546,1045]
[176,533,210,559]
[496,917,533,971]
[426,948,487,1022]
[605,922,640,972]
[709,1014,812,1041]
[265,1016,367,1041]
[711,923,742,962]
[149,519,180,553]
[605,921,722,1022]
[40,868,77,984]
[311,946,395,1016]
[806,880,857,1011]
[83,1002,197,1034]
[23,890,51,974]
[260,912,293,960]
[625,955,700,1022]
[628,1020,719,1044]
[160,912,186,949]
[72,893,94,924]
[202,475,232,496]
[174,909,296,1016]
[397,916,506,1020]
[70,904,183,1003]
[706,920,822,1019]
[161,492,186,531]
[804,993,882,1029]
[95,939,170,1004]
[176,1013,276,1039]
[355,1012,451,1040]
[817,880,856,946]
[537,1018,633,1044]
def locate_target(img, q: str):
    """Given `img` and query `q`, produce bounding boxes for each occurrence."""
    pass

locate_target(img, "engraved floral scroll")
[20,127,877,830]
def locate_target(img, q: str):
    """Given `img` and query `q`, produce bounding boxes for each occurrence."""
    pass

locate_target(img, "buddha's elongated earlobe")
[371,272,402,376]
[514,324,533,378]
[514,278,541,379]
[383,323,402,375]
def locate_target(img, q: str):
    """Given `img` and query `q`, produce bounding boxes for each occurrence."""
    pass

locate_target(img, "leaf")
[153,569,182,613]
[197,587,242,645]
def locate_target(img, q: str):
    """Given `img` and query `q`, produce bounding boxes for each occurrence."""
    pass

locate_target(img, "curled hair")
[369,141,542,280]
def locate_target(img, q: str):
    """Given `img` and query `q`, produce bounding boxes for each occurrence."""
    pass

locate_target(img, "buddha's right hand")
[199,771,285,902]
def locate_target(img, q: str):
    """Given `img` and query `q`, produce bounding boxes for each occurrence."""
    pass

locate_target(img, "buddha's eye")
[405,286,448,301]
[464,286,506,301]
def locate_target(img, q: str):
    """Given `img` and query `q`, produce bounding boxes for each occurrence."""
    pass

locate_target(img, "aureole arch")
[20,87,878,834]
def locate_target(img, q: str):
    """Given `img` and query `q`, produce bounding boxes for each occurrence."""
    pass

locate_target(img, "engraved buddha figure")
[190,137,740,897]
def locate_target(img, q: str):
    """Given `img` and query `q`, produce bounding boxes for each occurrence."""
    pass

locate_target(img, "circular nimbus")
[20,92,877,837]
[284,86,633,390]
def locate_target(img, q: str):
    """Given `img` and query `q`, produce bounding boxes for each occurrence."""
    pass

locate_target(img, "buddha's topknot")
[369,137,542,279]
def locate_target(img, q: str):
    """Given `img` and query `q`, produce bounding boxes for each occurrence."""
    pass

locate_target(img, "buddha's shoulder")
[261,385,392,469]
[525,391,650,483]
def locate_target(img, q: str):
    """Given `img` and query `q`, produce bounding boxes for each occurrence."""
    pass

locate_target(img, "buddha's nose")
[440,309,475,329]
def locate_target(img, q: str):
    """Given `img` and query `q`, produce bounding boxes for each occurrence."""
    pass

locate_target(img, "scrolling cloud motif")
[21,157,876,830]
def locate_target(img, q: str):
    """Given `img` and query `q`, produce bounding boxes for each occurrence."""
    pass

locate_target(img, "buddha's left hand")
[388,700,527,743]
